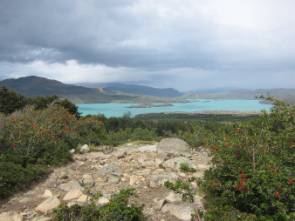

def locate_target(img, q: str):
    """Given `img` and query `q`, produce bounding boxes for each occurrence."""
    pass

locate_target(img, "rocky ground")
[0,138,211,221]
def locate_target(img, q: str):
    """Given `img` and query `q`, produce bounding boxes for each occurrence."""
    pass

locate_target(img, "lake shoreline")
[77,99,272,117]
[135,111,261,118]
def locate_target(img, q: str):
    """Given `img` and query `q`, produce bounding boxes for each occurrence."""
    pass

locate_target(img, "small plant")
[180,162,196,173]
[165,180,195,203]
[54,188,145,221]
[84,189,102,203]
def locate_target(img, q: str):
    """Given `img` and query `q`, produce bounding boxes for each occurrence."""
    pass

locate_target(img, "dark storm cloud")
[0,0,220,68]
[0,0,134,62]
[0,0,295,89]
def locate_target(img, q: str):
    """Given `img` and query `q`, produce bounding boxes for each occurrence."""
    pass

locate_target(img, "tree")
[54,99,80,117]
[0,87,27,114]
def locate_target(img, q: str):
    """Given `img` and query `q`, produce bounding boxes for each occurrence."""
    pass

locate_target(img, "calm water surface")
[77,99,272,117]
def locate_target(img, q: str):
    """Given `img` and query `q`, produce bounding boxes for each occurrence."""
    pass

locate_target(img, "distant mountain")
[80,82,183,98]
[0,76,136,103]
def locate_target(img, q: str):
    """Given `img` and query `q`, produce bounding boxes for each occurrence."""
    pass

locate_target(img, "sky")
[0,0,295,91]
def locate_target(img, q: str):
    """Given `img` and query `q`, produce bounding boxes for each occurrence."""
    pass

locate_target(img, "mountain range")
[1,76,295,104]
[0,76,182,103]
[191,88,295,104]
[0,76,136,103]
[80,82,183,98]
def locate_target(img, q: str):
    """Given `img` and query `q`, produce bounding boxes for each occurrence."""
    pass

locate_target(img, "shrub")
[202,100,295,221]
[179,162,196,173]
[0,87,79,117]
[28,96,58,110]
[54,99,80,117]
[0,105,78,199]
[0,86,27,114]
[54,188,145,221]
[2,105,78,165]
[0,161,47,198]
[130,128,158,141]
[76,116,107,145]
[165,180,195,203]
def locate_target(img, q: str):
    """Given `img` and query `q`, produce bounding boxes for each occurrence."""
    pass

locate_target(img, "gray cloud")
[0,0,295,89]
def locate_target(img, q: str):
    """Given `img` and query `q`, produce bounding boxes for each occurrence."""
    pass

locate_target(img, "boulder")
[81,174,95,187]
[63,189,83,201]
[35,196,61,214]
[59,180,82,192]
[96,197,110,206]
[69,149,75,154]
[80,144,90,153]
[0,212,23,221]
[76,194,89,203]
[162,203,194,221]
[41,189,53,198]
[157,138,191,155]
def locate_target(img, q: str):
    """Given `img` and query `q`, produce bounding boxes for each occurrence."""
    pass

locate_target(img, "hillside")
[0,95,294,220]
[191,88,295,104]
[81,82,183,98]
[0,76,136,103]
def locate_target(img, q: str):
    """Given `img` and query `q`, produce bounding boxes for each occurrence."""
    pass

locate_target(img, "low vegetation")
[0,105,77,198]
[54,188,145,221]
[179,162,197,173]
[201,100,295,221]
[0,86,79,116]
[164,179,195,203]
[0,87,294,221]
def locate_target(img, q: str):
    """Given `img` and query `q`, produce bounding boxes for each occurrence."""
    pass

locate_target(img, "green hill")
[0,76,136,103]
[81,82,183,98]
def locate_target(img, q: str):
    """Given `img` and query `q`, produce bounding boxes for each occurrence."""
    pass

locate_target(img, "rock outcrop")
[0,139,211,221]
[157,138,191,155]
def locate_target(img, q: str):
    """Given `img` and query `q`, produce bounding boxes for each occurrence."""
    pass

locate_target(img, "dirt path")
[0,138,211,221]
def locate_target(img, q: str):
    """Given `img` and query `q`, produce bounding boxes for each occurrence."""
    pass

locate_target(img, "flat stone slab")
[35,196,61,214]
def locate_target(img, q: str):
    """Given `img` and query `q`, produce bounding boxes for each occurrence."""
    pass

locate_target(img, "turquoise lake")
[77,99,272,117]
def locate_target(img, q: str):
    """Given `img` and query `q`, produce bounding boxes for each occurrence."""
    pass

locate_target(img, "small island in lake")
[128,102,173,108]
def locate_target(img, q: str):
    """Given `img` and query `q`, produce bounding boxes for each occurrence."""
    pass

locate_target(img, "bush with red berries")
[202,100,295,221]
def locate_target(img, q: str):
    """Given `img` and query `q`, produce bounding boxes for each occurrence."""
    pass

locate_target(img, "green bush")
[165,180,195,203]
[0,87,27,114]
[179,162,196,173]
[202,100,295,221]
[0,161,47,198]
[54,188,145,221]
[76,116,107,145]
[0,105,78,199]
[0,87,79,117]
[2,106,78,164]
